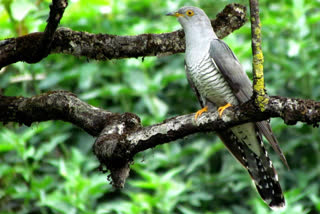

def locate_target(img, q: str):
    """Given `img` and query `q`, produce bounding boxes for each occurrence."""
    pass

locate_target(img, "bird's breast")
[186,54,238,107]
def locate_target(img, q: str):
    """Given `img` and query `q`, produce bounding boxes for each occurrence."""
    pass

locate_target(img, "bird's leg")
[218,103,232,117]
[194,106,208,120]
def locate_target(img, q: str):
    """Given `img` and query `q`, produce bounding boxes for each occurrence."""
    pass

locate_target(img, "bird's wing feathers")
[209,39,288,167]
[209,39,252,102]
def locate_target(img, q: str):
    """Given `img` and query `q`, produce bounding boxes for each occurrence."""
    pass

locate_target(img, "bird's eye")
[186,10,194,16]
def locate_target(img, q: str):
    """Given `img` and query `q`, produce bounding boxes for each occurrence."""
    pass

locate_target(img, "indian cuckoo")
[167,6,287,209]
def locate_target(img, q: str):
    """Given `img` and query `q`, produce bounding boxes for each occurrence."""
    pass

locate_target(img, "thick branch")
[249,0,268,111]
[0,91,115,136]
[1,91,320,186]
[94,95,320,187]
[127,96,320,154]
[1,91,320,139]
[0,3,246,68]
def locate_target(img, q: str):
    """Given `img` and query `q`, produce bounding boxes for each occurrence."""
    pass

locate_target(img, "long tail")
[218,126,285,210]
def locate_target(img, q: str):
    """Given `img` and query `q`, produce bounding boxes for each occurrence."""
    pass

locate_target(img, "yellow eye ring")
[186,10,194,16]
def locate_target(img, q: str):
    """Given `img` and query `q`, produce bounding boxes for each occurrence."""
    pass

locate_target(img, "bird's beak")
[166,12,184,17]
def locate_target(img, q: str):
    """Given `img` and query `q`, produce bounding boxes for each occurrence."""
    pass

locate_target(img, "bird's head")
[166,6,212,31]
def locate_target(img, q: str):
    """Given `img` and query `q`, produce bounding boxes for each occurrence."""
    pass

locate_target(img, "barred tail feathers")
[218,126,285,209]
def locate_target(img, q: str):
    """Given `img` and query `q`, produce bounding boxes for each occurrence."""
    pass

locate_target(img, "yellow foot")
[218,103,232,118]
[195,106,208,120]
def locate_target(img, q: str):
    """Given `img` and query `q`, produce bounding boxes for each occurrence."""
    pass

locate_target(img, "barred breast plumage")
[186,53,237,107]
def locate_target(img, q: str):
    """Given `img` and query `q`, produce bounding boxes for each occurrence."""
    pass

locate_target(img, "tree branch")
[0,3,247,69]
[1,91,320,187]
[0,91,115,136]
[34,0,68,63]
[0,0,68,67]
[249,0,268,111]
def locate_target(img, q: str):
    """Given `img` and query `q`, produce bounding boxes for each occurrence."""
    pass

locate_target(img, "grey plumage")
[167,6,287,209]
[210,39,288,167]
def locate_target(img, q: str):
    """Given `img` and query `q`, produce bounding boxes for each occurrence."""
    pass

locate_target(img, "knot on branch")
[93,112,141,188]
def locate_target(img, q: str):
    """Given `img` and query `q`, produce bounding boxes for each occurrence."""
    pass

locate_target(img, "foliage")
[1,0,320,213]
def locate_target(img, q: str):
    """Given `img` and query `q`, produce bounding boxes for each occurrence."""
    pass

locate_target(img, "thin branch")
[0,0,68,68]
[35,0,68,62]
[0,3,247,69]
[249,0,268,111]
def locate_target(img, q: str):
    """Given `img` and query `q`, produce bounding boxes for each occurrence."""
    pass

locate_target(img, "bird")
[166,6,288,209]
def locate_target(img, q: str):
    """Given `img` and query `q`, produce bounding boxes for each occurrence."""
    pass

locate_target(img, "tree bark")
[1,91,320,187]
[0,3,247,68]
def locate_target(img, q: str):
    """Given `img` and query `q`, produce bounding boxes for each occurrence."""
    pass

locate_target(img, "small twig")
[40,0,68,57]
[29,0,68,63]
[0,0,68,68]
[249,0,268,111]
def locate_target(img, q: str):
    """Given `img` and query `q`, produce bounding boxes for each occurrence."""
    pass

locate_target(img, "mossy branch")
[249,0,268,111]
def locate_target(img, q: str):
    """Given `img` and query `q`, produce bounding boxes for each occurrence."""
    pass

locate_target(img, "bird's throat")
[184,26,215,66]
[185,36,211,67]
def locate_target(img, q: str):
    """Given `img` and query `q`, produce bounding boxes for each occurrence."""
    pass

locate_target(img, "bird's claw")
[218,103,232,118]
[194,106,208,120]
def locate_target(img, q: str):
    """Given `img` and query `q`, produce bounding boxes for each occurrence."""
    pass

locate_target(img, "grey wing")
[209,39,288,167]
[210,39,252,102]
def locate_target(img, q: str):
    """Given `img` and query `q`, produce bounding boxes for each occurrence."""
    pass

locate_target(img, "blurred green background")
[1,0,320,213]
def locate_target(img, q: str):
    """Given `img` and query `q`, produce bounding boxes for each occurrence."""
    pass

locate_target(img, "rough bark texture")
[3,92,320,137]
[0,3,247,68]
[1,91,320,187]
[0,91,114,136]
